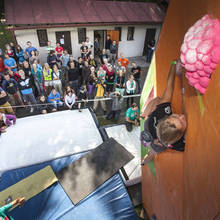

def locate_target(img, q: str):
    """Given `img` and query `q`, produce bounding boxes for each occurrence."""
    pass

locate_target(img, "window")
[78,28,86,44]
[127,27,135,41]
[37,29,48,47]
[115,27,122,41]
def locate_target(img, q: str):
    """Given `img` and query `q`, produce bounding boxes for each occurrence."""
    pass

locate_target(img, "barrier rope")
[0,94,141,109]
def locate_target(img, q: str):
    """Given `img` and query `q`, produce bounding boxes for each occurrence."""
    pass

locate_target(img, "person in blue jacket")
[48,88,63,112]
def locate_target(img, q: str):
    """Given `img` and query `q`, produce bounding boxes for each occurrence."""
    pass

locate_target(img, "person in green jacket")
[0,197,25,220]
[31,63,44,96]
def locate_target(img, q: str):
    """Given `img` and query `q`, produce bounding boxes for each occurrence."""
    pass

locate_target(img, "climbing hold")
[180,14,220,94]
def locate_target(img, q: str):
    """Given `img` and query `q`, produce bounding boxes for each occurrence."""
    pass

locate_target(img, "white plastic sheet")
[105,125,141,184]
[0,109,103,175]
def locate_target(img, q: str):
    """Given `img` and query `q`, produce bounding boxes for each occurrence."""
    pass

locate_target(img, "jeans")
[22,93,37,110]
[70,80,79,94]
[135,78,142,94]
[51,101,63,109]
[93,97,107,112]
[106,110,121,123]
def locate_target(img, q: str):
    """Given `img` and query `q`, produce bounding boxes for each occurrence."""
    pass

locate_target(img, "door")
[55,31,72,54]
[106,30,119,56]
[94,30,105,55]
[143,28,156,56]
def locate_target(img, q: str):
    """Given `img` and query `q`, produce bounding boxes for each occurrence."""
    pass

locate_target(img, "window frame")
[36,29,48,47]
[78,28,86,44]
[127,27,135,41]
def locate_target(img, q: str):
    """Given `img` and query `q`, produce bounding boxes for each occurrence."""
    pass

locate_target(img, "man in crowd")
[18,69,37,113]
[25,41,38,57]
[46,41,55,54]
[4,53,17,72]
[2,72,24,108]
[105,35,112,53]
[0,87,14,115]
[117,53,129,69]
[60,49,70,82]
[125,102,139,132]
[131,62,142,93]
[110,40,118,64]
[106,91,123,123]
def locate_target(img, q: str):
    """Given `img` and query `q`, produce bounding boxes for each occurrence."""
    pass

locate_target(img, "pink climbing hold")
[180,14,220,94]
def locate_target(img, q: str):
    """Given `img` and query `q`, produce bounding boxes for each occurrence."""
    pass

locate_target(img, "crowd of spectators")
[0,36,142,134]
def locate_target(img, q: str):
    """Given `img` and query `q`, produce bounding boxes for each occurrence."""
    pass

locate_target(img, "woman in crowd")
[64,89,76,110]
[97,65,106,81]
[88,66,97,99]
[105,64,115,95]
[43,63,53,95]
[115,69,126,95]
[29,50,40,66]
[15,45,25,66]
[126,74,136,107]
[52,64,63,98]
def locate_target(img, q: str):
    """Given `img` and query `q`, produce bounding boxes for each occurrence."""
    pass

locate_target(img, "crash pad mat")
[57,138,134,205]
[0,166,57,209]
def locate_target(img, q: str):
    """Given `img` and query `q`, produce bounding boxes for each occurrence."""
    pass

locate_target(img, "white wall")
[15,24,161,64]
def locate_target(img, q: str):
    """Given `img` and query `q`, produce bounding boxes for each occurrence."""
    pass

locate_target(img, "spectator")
[131,62,142,93]
[0,87,14,115]
[99,49,108,65]
[126,74,136,107]
[0,112,16,134]
[68,61,80,94]
[31,63,44,96]
[37,95,49,114]
[2,72,24,107]
[5,44,15,59]
[94,38,100,55]
[125,103,139,132]
[146,39,155,63]
[88,66,97,99]
[52,64,63,97]
[15,45,25,66]
[4,53,17,72]
[97,65,106,81]
[29,50,40,66]
[105,65,115,94]
[80,42,89,59]
[25,41,38,57]
[0,56,5,75]
[55,42,63,58]
[65,89,76,110]
[47,50,58,69]
[88,54,97,68]
[115,69,126,95]
[110,40,118,64]
[115,60,126,75]
[78,84,88,112]
[60,49,70,82]
[103,58,109,72]
[105,35,112,51]
[85,37,93,57]
[9,42,17,60]
[76,57,84,86]
[22,60,32,77]
[48,88,63,111]
[43,63,53,95]
[82,61,90,86]
[67,55,76,68]
[33,59,43,72]
[118,53,129,69]
[106,91,123,123]
[8,69,20,82]
[46,41,55,54]
[18,69,37,113]
[0,197,25,219]
[93,79,107,114]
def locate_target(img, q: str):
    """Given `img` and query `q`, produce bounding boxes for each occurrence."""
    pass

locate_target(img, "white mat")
[105,125,141,184]
[0,109,103,175]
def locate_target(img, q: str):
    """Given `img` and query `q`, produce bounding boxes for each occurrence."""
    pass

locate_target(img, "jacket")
[48,91,61,103]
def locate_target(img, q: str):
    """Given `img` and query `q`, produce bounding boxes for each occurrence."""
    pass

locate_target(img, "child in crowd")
[126,74,136,107]
[65,89,76,110]
[78,85,88,112]
[37,95,49,114]
[48,88,63,112]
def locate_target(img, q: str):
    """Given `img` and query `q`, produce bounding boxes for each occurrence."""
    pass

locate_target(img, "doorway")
[94,30,105,55]
[55,31,72,54]
[143,28,156,56]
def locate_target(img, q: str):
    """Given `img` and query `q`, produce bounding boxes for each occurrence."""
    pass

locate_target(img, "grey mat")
[57,138,134,205]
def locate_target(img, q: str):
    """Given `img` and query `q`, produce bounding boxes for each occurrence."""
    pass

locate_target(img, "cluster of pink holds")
[180,15,220,94]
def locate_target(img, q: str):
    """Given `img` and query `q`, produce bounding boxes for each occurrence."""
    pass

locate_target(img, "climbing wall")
[141,0,220,219]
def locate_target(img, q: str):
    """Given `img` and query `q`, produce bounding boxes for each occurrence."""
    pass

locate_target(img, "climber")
[141,59,187,165]
[0,197,25,219]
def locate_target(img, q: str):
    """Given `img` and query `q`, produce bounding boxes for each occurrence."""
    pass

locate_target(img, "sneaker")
[30,107,34,113]
[79,109,82,112]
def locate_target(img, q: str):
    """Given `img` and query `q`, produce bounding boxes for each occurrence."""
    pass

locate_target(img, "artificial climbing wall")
[141,0,220,219]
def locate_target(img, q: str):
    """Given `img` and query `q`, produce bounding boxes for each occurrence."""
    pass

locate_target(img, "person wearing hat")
[141,60,187,165]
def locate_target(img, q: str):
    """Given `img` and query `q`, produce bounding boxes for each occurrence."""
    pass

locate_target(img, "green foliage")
[0,23,14,51]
